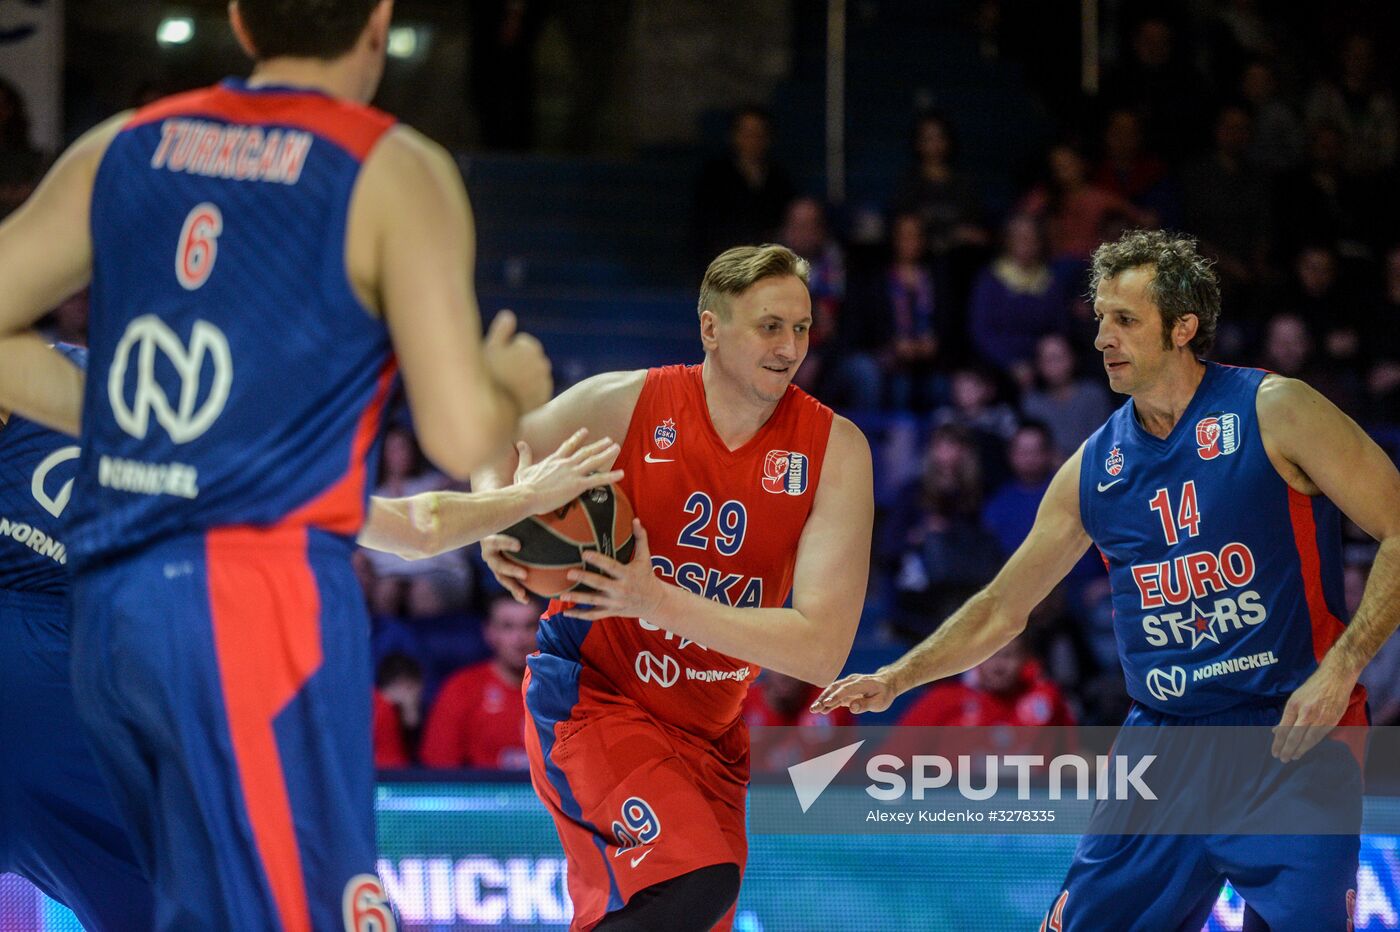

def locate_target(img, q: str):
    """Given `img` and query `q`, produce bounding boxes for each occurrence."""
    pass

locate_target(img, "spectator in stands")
[883,425,1003,641]
[843,212,949,411]
[1362,244,1400,424]
[743,670,853,772]
[694,106,796,262]
[1182,105,1272,298]
[373,690,410,769]
[1254,310,1360,415]
[1100,16,1210,164]
[967,214,1073,379]
[419,595,541,770]
[1092,108,1177,224]
[981,422,1055,559]
[1272,122,1376,268]
[894,635,1075,727]
[1020,332,1114,458]
[1020,143,1153,265]
[932,365,1019,482]
[0,78,45,220]
[779,197,846,394]
[1240,58,1304,175]
[374,653,426,768]
[1304,33,1397,177]
[890,111,988,256]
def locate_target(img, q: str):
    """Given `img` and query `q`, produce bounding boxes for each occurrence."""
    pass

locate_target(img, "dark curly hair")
[1089,229,1220,355]
[237,0,380,61]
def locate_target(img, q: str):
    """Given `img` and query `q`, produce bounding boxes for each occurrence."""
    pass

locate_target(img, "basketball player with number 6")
[0,1,552,929]
[474,244,875,930]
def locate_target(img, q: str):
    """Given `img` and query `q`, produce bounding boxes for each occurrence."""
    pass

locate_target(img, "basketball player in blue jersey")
[0,1,554,929]
[815,230,1400,930]
[0,346,156,931]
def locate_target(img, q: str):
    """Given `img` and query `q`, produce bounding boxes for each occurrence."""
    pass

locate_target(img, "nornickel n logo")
[634,650,680,688]
[1146,665,1187,703]
[31,445,81,518]
[108,315,232,443]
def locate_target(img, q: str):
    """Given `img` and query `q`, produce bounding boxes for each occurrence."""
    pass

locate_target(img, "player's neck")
[700,360,781,450]
[1132,358,1207,439]
[246,57,368,103]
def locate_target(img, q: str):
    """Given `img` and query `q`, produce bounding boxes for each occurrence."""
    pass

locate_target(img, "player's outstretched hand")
[515,428,624,516]
[485,310,553,414]
[481,534,530,603]
[1271,659,1359,762]
[567,519,665,620]
[810,671,899,716]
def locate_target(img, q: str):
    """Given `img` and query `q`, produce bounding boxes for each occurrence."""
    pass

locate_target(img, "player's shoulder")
[358,125,464,201]
[826,413,872,463]
[569,368,648,406]
[1255,372,1332,434]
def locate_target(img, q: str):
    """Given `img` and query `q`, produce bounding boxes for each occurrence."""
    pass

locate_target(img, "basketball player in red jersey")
[474,244,876,930]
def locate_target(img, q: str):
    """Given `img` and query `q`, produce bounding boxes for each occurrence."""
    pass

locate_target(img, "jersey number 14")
[1148,480,1201,546]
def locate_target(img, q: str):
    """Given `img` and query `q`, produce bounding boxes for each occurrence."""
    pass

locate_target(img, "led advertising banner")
[5,780,1400,930]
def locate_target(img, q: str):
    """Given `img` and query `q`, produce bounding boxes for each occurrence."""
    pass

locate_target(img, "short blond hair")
[698,244,810,320]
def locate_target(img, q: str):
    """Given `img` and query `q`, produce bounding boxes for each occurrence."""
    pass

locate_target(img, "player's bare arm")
[473,369,645,601]
[812,446,1093,715]
[568,415,874,686]
[0,113,129,435]
[352,125,551,479]
[359,428,622,559]
[1258,375,1400,759]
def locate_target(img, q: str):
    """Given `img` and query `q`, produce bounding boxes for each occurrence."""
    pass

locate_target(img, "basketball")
[500,484,636,598]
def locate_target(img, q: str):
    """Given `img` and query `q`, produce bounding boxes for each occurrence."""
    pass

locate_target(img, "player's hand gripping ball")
[499,485,636,598]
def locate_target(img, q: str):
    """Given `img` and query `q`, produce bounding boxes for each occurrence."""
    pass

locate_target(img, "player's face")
[1093,266,1175,395]
[709,275,812,405]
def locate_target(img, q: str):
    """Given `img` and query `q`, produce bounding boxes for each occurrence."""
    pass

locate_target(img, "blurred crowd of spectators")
[9,5,1400,772]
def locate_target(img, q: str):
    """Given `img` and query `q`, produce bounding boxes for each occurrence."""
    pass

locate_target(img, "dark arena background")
[4,0,1400,928]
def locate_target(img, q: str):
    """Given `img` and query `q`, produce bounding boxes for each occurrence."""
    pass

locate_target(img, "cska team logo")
[762,450,809,495]
[1195,413,1240,461]
[653,418,677,450]
[1105,446,1124,477]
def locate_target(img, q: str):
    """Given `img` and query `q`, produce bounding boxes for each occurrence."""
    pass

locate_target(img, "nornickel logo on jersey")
[762,450,809,495]
[32,445,81,518]
[1195,413,1240,460]
[653,418,677,450]
[109,315,232,443]
[1145,665,1187,703]
[1105,446,1124,476]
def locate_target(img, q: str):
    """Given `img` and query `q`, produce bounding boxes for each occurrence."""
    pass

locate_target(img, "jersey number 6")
[176,202,224,291]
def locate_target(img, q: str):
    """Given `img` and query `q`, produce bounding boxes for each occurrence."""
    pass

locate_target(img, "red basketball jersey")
[546,364,834,739]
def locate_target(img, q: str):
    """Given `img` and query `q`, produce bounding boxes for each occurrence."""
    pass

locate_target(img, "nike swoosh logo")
[630,849,653,868]
[644,453,674,463]
[1097,479,1125,492]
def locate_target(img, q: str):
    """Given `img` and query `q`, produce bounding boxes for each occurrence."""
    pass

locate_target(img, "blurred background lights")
[155,17,194,47]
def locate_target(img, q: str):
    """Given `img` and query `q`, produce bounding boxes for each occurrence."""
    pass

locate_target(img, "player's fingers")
[569,435,613,463]
[587,469,625,488]
[482,534,521,555]
[485,309,518,344]
[567,568,617,591]
[632,519,651,558]
[1292,724,1333,761]
[578,550,624,577]
[1271,702,1300,758]
[553,427,588,458]
[815,679,874,712]
[578,444,621,475]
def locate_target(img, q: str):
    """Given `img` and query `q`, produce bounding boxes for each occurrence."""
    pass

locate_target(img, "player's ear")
[227,2,258,59]
[366,0,394,54]
[1175,312,1199,349]
[699,308,720,351]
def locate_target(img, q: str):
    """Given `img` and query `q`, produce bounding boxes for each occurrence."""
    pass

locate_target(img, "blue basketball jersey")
[1080,362,1351,716]
[0,345,86,593]
[69,80,399,570]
